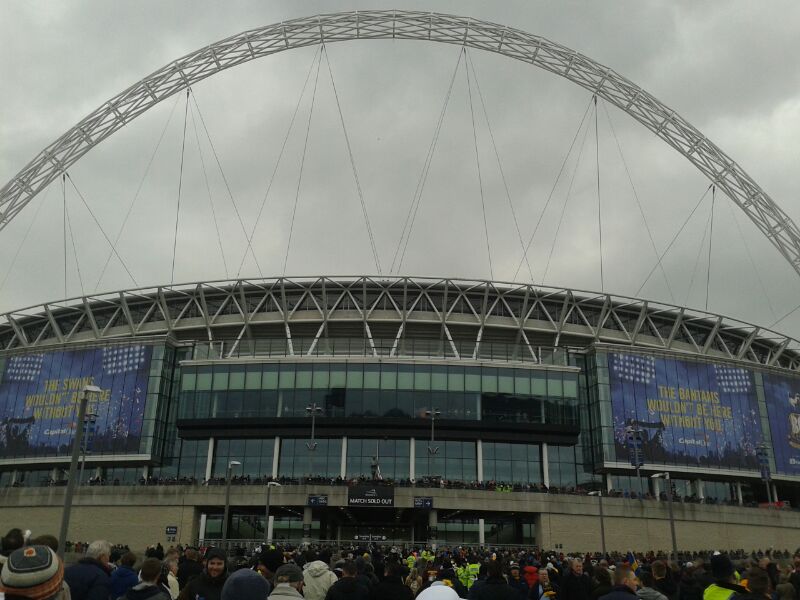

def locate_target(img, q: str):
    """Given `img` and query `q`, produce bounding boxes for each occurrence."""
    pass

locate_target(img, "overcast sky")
[2,1,800,339]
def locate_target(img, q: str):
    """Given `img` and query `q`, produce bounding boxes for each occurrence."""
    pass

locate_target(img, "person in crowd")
[370,560,414,600]
[0,545,71,600]
[636,571,668,600]
[30,535,59,553]
[524,566,540,590]
[530,568,560,600]
[599,566,639,600]
[417,583,463,600]
[177,548,203,590]
[438,565,468,599]
[269,563,305,599]
[650,561,677,600]
[122,557,171,600]
[591,565,613,600]
[326,560,369,600]
[64,539,113,600]
[735,567,772,600]
[469,563,490,599]
[790,557,800,599]
[680,561,713,600]
[405,566,423,596]
[702,555,747,600]
[470,559,518,600]
[177,547,228,600]
[222,567,272,600]
[776,571,797,600]
[508,562,530,599]
[303,552,339,600]
[562,559,593,600]
[110,552,139,599]
[161,558,180,600]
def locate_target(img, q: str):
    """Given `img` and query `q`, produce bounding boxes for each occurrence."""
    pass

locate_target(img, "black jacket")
[599,585,639,600]
[471,577,521,600]
[326,576,370,600]
[561,573,593,600]
[369,576,414,600]
[177,559,204,589]
[64,557,111,600]
[177,570,228,600]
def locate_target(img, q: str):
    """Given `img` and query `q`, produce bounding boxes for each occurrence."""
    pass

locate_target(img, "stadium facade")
[1,275,800,551]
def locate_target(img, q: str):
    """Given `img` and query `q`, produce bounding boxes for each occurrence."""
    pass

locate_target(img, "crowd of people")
[1,526,800,600]
[15,474,777,510]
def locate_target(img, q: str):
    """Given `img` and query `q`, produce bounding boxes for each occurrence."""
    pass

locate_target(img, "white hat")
[417,583,462,600]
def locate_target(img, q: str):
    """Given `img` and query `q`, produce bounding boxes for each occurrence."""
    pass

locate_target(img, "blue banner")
[761,373,800,475]
[0,344,153,458]
[608,353,762,469]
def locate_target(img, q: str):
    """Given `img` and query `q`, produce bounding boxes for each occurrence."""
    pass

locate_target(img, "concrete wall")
[2,485,798,551]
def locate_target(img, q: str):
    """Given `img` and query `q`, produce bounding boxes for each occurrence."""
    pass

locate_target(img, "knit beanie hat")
[221,569,270,600]
[0,546,64,600]
[710,554,735,580]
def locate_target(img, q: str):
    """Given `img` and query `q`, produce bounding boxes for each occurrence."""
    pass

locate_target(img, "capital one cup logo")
[790,393,800,450]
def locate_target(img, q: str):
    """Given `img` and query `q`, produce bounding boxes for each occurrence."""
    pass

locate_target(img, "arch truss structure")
[1,276,799,373]
[1,11,800,277]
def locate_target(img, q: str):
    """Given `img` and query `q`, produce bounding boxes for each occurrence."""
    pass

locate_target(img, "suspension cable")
[64,189,85,296]
[635,183,713,298]
[705,186,715,310]
[512,96,595,281]
[594,95,604,292]
[323,45,382,275]
[684,202,714,307]
[66,173,138,287]
[728,200,777,322]
[0,184,50,296]
[283,45,323,275]
[237,46,322,279]
[601,100,675,303]
[171,90,190,285]
[466,50,533,281]
[190,89,264,278]
[464,48,493,280]
[394,49,465,275]
[542,102,595,284]
[95,95,181,292]
[189,101,229,278]
[62,173,67,298]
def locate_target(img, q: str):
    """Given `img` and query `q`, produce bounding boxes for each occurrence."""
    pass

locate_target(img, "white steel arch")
[2,10,800,277]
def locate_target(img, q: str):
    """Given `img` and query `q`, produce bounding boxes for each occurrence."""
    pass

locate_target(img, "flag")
[626,552,641,576]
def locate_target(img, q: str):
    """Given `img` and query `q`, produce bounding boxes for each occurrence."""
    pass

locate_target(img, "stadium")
[2,11,800,553]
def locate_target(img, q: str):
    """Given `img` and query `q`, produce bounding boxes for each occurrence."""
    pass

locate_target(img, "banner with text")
[347,484,395,507]
[761,373,800,475]
[608,353,762,469]
[0,344,153,458]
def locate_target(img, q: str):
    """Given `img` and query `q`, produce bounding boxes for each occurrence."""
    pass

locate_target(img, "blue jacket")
[110,565,139,599]
[600,585,640,600]
[64,557,112,600]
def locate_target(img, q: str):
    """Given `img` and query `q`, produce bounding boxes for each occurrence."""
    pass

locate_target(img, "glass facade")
[482,442,542,484]
[177,362,580,425]
[213,438,274,479]
[346,438,410,480]
[278,438,342,478]
[414,440,477,481]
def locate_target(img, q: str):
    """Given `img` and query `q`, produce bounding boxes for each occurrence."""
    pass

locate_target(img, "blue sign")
[413,496,434,509]
[608,353,762,469]
[761,373,800,475]
[0,345,153,458]
[308,495,328,506]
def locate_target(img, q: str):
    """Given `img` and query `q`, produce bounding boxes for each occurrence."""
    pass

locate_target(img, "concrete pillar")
[772,483,779,503]
[340,436,348,478]
[409,437,416,481]
[542,443,550,488]
[696,479,704,500]
[303,507,313,543]
[272,437,280,478]
[476,439,484,483]
[199,513,207,542]
[336,524,342,544]
[205,437,215,480]
[736,482,743,506]
[652,477,661,498]
[478,518,485,547]
[606,473,613,493]
[428,509,438,548]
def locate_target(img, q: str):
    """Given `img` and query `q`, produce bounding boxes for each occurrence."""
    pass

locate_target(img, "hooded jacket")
[177,550,229,600]
[303,560,339,600]
[524,567,540,588]
[110,564,140,599]
[325,576,370,600]
[123,582,172,600]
